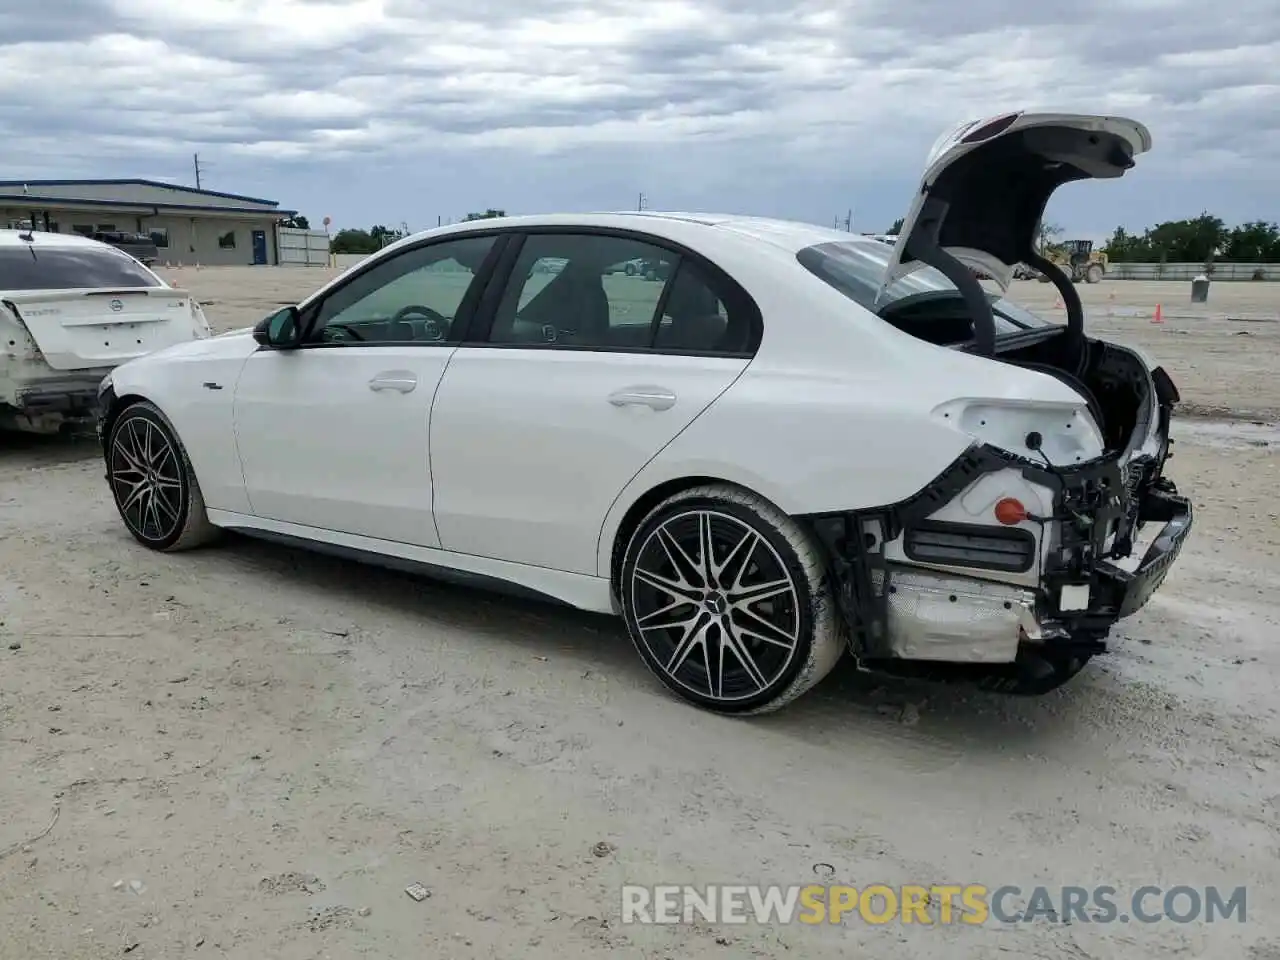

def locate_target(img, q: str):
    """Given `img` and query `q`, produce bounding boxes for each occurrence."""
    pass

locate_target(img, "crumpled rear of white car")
[0,229,210,434]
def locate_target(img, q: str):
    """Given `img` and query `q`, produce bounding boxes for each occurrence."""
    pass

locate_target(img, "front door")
[429,231,757,575]
[232,233,502,546]
[251,230,268,265]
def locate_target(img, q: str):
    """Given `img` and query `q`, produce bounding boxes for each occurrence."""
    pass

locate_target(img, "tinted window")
[0,246,162,291]
[796,239,1052,336]
[309,234,496,344]
[487,233,753,354]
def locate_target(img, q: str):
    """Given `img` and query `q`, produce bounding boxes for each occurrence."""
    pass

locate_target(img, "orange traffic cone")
[1151,304,1163,324]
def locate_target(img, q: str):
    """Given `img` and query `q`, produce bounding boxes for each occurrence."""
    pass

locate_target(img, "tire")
[618,484,846,715]
[106,400,220,552]
[1086,263,1104,284]
[624,262,637,276]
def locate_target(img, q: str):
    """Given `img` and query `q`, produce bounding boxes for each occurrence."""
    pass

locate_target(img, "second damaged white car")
[0,229,211,433]
[97,111,1192,714]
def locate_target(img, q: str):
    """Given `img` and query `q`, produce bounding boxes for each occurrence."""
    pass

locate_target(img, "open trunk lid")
[1,288,200,371]
[876,112,1151,300]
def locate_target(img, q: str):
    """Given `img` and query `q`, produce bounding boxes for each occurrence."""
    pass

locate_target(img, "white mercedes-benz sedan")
[97,111,1192,714]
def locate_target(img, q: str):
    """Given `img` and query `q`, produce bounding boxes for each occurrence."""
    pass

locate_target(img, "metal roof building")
[0,179,299,266]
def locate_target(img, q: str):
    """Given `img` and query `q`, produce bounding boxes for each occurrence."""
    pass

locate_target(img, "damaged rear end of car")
[1,232,211,434]
[800,111,1194,693]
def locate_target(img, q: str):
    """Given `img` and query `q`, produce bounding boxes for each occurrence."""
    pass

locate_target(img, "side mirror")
[253,306,302,349]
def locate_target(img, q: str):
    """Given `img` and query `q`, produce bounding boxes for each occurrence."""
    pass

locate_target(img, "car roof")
[0,229,116,250]
[407,212,881,257]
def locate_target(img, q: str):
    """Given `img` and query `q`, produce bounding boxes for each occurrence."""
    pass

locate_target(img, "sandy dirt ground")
[2,268,1279,959]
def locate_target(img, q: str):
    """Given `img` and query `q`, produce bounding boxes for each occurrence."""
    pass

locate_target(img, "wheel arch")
[99,391,202,489]
[604,474,793,600]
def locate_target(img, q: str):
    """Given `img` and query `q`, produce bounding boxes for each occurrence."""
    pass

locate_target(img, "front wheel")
[106,400,219,552]
[1086,263,1104,284]
[619,484,846,714]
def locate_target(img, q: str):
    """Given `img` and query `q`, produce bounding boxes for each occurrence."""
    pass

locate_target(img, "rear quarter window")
[0,246,162,292]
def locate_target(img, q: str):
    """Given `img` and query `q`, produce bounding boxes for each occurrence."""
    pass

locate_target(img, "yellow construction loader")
[1038,239,1108,283]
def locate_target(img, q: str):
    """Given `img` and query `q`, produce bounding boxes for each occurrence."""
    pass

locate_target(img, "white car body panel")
[107,330,260,514]
[430,348,749,574]
[203,509,616,612]
[1,286,205,372]
[232,345,451,547]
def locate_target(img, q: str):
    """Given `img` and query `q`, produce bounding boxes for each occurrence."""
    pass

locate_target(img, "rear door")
[0,243,198,369]
[428,229,761,576]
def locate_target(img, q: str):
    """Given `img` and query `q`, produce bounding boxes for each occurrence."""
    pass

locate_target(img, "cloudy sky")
[1,0,1276,239]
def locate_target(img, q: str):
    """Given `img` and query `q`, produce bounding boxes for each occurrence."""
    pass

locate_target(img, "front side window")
[486,232,753,354]
[0,247,163,291]
[308,234,497,344]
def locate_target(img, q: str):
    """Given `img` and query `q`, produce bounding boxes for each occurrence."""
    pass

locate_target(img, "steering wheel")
[391,304,450,341]
[323,322,367,341]
[392,304,447,325]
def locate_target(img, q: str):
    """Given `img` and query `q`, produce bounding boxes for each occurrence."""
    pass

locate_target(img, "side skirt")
[204,509,616,614]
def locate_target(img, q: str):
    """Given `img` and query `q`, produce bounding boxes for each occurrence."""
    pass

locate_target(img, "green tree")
[464,209,506,221]
[1222,221,1280,262]
[1100,213,1272,265]
[887,217,904,235]
[280,215,311,229]
[329,224,410,254]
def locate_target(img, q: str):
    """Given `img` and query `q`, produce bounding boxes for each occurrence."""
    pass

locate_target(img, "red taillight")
[994,498,1028,525]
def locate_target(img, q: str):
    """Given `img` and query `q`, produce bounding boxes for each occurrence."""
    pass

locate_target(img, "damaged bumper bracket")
[1083,486,1193,622]
[801,442,1194,693]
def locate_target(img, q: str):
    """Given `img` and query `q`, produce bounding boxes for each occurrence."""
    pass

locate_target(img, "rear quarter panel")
[595,365,974,577]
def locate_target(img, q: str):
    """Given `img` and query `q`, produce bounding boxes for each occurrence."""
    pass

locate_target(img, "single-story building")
[0,179,299,266]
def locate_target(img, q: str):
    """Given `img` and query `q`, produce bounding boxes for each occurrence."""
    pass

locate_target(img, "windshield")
[795,238,1052,336]
[0,246,163,292]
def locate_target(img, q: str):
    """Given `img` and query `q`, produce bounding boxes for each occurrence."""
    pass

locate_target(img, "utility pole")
[193,153,206,189]
[637,192,647,211]
[842,208,853,232]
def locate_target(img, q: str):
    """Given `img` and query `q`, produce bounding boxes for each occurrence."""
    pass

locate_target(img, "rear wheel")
[1086,263,1104,284]
[106,400,219,552]
[619,484,846,714]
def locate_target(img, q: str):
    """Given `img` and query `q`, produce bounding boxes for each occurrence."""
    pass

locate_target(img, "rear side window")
[0,247,162,291]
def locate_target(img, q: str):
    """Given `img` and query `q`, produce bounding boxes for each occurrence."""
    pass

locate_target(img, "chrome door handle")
[608,387,677,411]
[369,371,418,393]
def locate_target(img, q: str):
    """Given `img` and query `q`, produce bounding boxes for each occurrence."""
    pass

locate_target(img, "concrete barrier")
[1106,262,1278,281]
[332,253,372,269]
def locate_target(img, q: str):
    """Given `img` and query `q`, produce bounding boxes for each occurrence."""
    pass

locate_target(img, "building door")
[251,230,268,265]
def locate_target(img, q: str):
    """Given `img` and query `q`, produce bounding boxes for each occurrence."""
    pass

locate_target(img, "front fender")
[103,347,256,514]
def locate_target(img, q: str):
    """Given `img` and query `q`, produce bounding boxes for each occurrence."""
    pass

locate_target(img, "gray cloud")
[0,0,1274,234]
